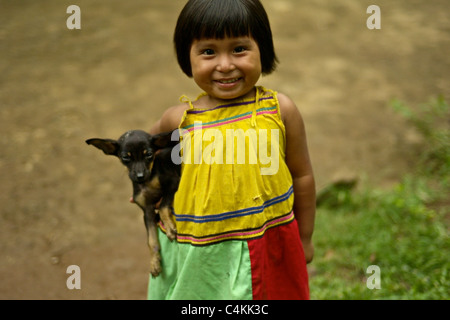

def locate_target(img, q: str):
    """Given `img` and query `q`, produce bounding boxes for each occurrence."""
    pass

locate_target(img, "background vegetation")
[310,97,449,299]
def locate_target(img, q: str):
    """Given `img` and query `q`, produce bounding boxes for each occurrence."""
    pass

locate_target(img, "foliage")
[391,96,450,186]
[310,97,449,299]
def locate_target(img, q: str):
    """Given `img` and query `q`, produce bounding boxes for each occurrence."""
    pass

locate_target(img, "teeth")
[219,78,239,84]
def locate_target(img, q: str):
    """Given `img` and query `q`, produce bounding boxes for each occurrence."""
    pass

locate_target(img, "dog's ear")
[150,130,179,149]
[86,138,120,156]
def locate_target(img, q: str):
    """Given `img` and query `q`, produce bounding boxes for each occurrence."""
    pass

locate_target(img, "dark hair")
[174,0,278,77]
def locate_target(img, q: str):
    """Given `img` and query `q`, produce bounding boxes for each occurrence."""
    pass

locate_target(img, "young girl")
[148,0,315,300]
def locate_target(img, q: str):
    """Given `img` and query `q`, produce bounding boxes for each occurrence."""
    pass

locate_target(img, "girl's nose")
[216,54,236,73]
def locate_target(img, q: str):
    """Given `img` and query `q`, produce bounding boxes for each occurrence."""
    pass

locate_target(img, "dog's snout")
[136,172,145,182]
[130,160,149,184]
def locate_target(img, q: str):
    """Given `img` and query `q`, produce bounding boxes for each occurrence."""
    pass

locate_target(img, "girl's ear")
[150,130,180,149]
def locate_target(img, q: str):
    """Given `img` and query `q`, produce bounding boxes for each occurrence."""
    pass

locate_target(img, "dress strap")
[180,95,195,110]
[251,86,261,127]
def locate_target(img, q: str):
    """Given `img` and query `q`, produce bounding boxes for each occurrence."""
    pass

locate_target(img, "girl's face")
[189,36,262,103]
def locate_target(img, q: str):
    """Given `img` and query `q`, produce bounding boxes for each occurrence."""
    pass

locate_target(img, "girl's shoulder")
[154,103,191,133]
[275,91,302,125]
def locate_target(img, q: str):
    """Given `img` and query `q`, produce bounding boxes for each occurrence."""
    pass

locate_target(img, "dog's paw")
[159,207,177,241]
[149,252,162,277]
[166,227,177,242]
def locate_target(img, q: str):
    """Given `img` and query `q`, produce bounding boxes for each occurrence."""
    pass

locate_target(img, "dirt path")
[0,0,448,299]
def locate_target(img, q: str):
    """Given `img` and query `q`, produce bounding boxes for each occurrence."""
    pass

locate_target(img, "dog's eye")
[121,155,131,163]
[145,151,153,161]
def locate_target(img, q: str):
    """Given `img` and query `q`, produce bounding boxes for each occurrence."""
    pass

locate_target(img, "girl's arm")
[279,93,316,263]
[149,103,188,135]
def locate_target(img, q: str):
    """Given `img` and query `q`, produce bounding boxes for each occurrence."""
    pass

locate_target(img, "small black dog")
[86,130,180,277]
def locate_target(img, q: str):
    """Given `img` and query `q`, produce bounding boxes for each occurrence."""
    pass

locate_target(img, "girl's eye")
[233,46,246,54]
[202,49,215,56]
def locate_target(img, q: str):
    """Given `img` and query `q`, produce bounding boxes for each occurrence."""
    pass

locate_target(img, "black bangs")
[194,0,251,40]
[174,0,278,77]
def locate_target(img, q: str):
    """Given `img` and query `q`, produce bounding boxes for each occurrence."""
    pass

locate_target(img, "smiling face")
[189,36,262,104]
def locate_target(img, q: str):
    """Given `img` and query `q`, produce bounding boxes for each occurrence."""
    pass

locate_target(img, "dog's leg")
[143,206,161,277]
[159,206,177,241]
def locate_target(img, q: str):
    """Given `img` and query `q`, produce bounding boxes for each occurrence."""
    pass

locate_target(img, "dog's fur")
[86,130,180,277]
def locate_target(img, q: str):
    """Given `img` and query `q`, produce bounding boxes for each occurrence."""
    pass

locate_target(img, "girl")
[148,0,315,300]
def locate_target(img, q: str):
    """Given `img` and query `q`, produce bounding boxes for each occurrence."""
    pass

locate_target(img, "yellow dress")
[148,86,309,300]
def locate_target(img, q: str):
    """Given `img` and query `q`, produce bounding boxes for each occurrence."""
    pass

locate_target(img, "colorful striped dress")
[147,86,309,300]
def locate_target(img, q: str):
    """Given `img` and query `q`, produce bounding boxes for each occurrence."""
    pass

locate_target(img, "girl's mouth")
[215,77,242,88]
[217,78,241,84]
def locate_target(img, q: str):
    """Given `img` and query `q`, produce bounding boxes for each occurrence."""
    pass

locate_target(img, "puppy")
[86,130,180,277]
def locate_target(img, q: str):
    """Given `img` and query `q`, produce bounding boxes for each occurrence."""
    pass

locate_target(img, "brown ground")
[0,0,448,299]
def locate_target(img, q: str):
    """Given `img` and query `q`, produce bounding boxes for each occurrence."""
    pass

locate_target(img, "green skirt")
[147,219,309,300]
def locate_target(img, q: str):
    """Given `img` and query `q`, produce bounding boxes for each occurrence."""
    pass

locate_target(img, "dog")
[86,130,180,277]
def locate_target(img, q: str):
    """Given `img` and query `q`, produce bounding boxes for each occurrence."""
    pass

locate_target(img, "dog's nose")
[136,172,145,182]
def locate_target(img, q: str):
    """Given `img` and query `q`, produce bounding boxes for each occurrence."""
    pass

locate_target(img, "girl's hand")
[302,238,314,264]
[130,196,163,209]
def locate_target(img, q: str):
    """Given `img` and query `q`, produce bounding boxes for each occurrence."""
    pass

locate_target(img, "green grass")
[309,97,449,299]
